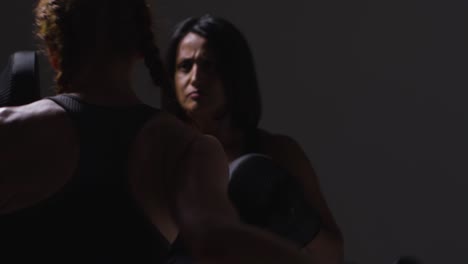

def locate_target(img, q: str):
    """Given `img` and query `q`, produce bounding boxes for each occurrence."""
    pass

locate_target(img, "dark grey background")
[1,1,467,263]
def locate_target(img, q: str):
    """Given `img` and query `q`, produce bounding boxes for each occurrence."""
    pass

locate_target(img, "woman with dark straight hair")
[0,1,310,263]
[165,14,344,264]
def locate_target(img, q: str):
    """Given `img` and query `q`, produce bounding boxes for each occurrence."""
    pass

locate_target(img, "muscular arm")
[129,113,309,263]
[0,101,78,214]
[169,131,310,263]
[264,133,344,264]
[0,107,20,208]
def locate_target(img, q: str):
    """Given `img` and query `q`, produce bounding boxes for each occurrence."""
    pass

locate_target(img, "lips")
[188,92,200,99]
[187,90,204,99]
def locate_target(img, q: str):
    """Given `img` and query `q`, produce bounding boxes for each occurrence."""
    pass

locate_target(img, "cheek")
[174,77,185,102]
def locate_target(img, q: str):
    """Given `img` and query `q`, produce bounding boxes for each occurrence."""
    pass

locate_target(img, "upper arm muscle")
[0,102,78,214]
[172,135,237,226]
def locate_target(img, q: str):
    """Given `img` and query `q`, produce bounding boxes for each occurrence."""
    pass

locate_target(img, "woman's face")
[174,32,226,120]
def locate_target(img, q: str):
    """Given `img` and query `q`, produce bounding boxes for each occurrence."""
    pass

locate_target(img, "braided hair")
[35,0,170,99]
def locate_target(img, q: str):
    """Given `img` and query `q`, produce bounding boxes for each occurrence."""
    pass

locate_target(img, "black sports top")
[0,95,170,263]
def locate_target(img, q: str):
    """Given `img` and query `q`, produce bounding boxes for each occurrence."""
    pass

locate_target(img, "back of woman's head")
[35,0,169,93]
[165,14,261,131]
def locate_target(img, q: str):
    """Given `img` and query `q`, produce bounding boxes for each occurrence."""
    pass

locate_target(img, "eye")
[177,60,193,73]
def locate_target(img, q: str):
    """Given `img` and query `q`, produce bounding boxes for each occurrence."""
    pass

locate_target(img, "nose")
[189,63,203,85]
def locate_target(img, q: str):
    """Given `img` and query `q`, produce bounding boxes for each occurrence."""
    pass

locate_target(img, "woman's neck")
[63,59,141,106]
[66,84,140,106]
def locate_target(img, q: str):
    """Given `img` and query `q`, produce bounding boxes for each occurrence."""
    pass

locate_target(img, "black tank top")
[0,95,170,263]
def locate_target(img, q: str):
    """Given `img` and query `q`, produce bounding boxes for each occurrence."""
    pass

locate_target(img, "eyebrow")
[177,54,213,64]
[176,57,194,65]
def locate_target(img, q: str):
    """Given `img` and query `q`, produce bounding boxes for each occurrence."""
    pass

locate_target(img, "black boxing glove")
[167,153,322,264]
[228,153,285,226]
[228,153,321,247]
[0,51,40,107]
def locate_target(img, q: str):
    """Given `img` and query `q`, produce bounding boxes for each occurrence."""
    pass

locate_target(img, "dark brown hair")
[165,15,262,131]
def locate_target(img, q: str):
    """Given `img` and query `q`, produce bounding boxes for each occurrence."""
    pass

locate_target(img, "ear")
[46,48,59,71]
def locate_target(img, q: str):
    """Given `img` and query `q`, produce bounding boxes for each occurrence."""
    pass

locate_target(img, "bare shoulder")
[0,99,78,176]
[129,110,229,217]
[0,99,69,131]
[0,99,75,148]
[133,111,200,153]
[0,99,79,213]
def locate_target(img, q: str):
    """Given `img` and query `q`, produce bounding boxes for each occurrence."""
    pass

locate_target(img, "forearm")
[302,227,344,264]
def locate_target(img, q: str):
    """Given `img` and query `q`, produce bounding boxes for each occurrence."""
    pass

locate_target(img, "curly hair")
[35,0,170,95]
